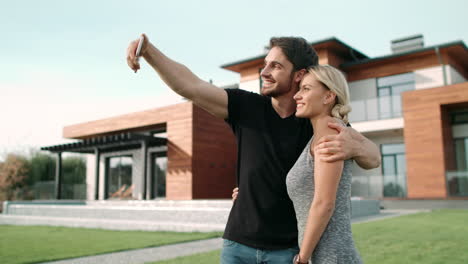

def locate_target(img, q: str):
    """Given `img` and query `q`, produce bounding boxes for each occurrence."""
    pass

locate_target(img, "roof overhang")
[221,37,368,73]
[41,133,167,154]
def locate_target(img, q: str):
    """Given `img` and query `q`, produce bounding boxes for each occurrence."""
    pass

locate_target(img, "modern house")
[42,34,468,201]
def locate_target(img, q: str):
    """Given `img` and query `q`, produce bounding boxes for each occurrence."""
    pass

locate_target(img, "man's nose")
[260,66,270,77]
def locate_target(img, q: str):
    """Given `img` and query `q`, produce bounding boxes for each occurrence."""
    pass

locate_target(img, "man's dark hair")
[270,37,318,71]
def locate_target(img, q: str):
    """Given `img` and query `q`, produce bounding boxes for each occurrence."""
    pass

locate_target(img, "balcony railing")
[351,174,407,198]
[446,170,468,196]
[349,95,403,123]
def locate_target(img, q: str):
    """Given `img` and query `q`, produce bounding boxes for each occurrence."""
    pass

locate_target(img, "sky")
[1,0,467,158]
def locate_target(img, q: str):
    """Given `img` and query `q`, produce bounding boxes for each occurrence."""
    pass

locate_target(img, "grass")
[148,209,468,264]
[0,225,221,264]
[353,209,468,264]
[2,210,467,264]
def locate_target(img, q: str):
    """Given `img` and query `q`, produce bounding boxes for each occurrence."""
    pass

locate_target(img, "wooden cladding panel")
[192,105,237,199]
[165,104,194,200]
[345,52,440,82]
[402,82,468,198]
[63,103,193,139]
[444,50,468,80]
[317,49,345,68]
[240,66,262,82]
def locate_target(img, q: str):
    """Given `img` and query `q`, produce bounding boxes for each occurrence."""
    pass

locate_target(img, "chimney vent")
[391,34,424,54]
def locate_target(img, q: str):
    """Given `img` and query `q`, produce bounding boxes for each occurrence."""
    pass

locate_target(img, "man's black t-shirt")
[223,88,313,250]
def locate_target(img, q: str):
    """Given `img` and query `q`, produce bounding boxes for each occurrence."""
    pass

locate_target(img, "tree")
[28,152,55,186]
[0,154,31,201]
[62,156,86,184]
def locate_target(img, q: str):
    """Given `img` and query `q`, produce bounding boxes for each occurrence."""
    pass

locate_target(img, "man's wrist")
[351,128,366,159]
[293,254,309,264]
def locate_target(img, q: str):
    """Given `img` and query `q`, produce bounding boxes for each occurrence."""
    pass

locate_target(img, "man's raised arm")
[126,34,228,119]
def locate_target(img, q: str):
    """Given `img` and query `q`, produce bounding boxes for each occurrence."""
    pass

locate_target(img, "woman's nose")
[293,92,301,100]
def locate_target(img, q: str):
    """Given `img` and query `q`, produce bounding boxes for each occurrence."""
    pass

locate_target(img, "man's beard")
[261,73,295,98]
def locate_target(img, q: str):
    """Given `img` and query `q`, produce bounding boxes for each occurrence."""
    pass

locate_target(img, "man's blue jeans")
[220,239,299,264]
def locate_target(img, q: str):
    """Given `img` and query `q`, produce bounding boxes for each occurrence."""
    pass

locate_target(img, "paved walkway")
[41,238,222,264]
[40,209,424,264]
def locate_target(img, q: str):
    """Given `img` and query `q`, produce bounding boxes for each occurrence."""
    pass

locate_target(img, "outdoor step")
[3,203,231,225]
[0,214,225,232]
[1,199,381,232]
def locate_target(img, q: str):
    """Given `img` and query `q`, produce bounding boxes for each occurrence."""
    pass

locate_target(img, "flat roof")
[41,132,167,153]
[341,41,468,67]
[221,38,468,73]
[220,37,369,71]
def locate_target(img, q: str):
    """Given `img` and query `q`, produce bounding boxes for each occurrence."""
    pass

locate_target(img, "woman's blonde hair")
[308,65,352,123]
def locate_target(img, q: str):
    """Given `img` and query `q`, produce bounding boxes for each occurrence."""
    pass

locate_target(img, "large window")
[448,138,468,196]
[377,72,414,119]
[455,138,468,171]
[451,109,468,125]
[381,143,407,197]
[106,156,133,199]
[152,152,167,198]
[447,109,468,196]
[349,72,415,122]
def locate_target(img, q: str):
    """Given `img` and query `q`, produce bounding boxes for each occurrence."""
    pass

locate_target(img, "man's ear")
[294,69,307,83]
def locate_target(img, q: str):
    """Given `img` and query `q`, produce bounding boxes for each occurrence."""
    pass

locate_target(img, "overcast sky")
[1,0,467,158]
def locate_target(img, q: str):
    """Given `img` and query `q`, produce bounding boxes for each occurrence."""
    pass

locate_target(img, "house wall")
[415,65,446,90]
[402,82,468,198]
[448,65,467,84]
[413,65,465,90]
[239,79,260,94]
[192,106,237,198]
[80,102,238,200]
[72,102,194,200]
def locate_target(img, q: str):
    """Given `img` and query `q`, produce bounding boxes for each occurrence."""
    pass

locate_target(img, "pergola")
[41,132,167,200]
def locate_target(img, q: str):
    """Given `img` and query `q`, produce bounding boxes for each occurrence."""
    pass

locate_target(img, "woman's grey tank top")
[286,137,363,264]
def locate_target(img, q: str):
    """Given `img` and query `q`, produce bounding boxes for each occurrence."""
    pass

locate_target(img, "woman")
[286,65,362,264]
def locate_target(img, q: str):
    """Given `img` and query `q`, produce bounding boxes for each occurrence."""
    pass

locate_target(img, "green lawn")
[2,210,467,264]
[353,209,468,264]
[0,225,221,264]
[149,209,468,264]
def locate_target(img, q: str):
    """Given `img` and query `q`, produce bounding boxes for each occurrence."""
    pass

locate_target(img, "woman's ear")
[324,91,337,105]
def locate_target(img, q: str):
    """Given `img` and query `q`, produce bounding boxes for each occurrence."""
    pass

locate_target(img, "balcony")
[352,174,407,198]
[446,170,468,196]
[349,95,403,123]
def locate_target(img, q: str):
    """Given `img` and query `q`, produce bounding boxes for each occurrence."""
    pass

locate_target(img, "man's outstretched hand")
[126,34,149,73]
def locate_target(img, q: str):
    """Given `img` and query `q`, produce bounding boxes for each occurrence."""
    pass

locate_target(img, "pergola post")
[94,148,100,200]
[142,140,150,200]
[55,152,62,199]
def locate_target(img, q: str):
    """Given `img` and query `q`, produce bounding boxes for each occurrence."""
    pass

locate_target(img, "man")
[127,35,380,263]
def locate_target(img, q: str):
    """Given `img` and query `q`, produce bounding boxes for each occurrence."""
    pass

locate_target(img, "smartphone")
[135,35,144,58]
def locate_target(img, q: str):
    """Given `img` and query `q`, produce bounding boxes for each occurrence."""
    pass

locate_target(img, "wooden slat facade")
[402,82,468,198]
[63,102,236,200]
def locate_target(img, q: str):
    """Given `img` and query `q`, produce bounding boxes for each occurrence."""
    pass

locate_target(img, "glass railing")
[31,181,87,200]
[351,174,407,198]
[348,95,403,123]
[446,170,468,196]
